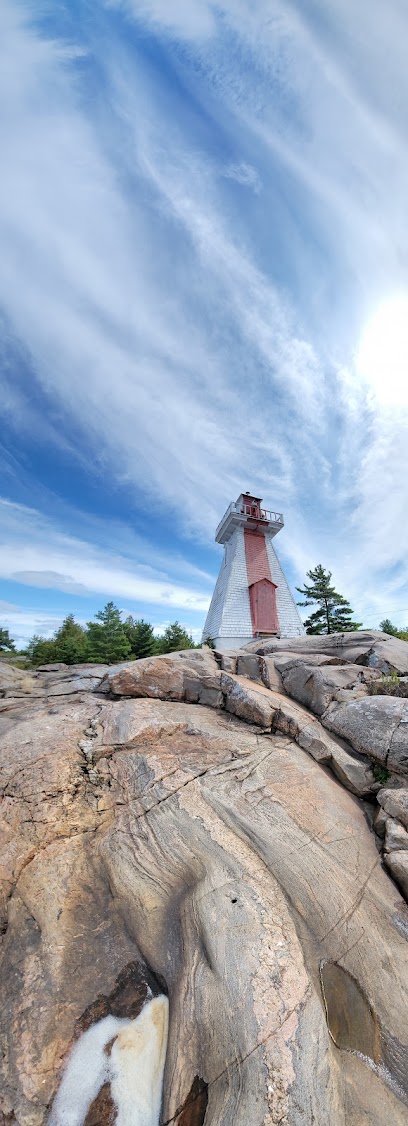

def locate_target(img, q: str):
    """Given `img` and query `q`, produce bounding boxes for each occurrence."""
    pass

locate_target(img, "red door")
[249,578,279,634]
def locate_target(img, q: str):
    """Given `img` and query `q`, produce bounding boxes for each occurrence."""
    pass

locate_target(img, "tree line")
[0,565,406,663]
[377,619,408,641]
[0,604,198,666]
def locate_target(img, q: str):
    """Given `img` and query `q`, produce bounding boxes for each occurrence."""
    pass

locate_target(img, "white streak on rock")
[49,997,169,1126]
[49,1013,121,1126]
[110,997,169,1126]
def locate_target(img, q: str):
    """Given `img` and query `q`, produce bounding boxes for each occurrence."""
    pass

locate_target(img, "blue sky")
[1,0,408,646]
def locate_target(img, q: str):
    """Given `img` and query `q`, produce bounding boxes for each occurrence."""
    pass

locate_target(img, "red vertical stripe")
[244,529,272,584]
[244,530,279,635]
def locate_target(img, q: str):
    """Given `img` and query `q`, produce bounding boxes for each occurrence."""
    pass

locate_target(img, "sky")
[1,0,408,647]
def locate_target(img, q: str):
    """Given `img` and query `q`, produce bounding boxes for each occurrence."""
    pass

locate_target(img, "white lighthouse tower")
[202,492,304,650]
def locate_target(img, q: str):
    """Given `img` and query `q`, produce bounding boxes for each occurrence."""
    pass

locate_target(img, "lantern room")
[215,493,284,545]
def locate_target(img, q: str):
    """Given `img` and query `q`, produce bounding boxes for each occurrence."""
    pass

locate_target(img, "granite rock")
[384,850,408,900]
[245,630,408,675]
[101,649,221,703]
[280,662,378,716]
[377,787,408,829]
[0,661,37,698]
[2,649,408,1126]
[220,672,275,727]
[322,696,408,775]
[384,817,408,852]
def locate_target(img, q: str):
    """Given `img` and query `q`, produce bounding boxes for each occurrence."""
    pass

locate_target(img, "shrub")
[373,765,390,785]
[368,671,408,698]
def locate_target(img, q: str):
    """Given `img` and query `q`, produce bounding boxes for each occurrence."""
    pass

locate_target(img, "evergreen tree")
[26,635,58,665]
[155,621,196,654]
[379,619,399,636]
[25,635,42,662]
[0,627,15,652]
[123,616,156,659]
[379,620,408,640]
[26,617,88,665]
[296,565,362,635]
[53,615,89,664]
[86,602,131,664]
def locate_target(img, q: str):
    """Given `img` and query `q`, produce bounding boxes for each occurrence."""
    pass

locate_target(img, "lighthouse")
[202,492,304,649]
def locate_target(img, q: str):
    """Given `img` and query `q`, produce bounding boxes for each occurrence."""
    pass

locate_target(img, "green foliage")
[379,619,408,640]
[379,618,398,636]
[369,671,407,699]
[202,635,215,649]
[52,614,89,664]
[0,627,15,652]
[296,564,362,635]
[86,602,131,664]
[155,621,197,654]
[373,764,390,785]
[25,616,88,666]
[24,636,40,662]
[123,616,156,659]
[27,635,58,666]
[24,608,200,667]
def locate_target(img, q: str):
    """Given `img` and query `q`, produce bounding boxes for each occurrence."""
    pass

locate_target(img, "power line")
[365,610,408,618]
[378,608,408,615]
[365,608,408,617]
[333,607,408,628]
[363,609,408,626]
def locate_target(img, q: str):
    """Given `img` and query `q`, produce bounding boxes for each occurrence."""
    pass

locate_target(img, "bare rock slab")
[101,649,221,704]
[0,661,37,698]
[215,651,237,673]
[220,672,275,726]
[235,654,263,682]
[387,707,408,775]
[384,850,408,900]
[322,696,408,775]
[261,688,376,795]
[260,654,284,692]
[384,818,408,852]
[2,652,408,1125]
[281,662,377,716]
[245,630,408,675]
[377,787,408,829]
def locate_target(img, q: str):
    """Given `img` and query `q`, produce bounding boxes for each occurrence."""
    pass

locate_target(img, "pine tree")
[155,621,196,654]
[25,635,42,662]
[26,635,57,665]
[86,602,131,664]
[379,619,408,640]
[53,615,89,664]
[379,619,398,636]
[123,616,156,659]
[296,565,362,635]
[0,628,15,652]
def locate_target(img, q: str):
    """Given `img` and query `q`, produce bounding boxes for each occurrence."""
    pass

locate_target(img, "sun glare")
[356,294,408,407]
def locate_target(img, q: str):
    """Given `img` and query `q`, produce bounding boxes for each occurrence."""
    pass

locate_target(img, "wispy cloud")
[222,162,262,192]
[110,0,217,40]
[0,0,328,541]
[0,604,75,647]
[0,499,211,613]
[0,0,407,634]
